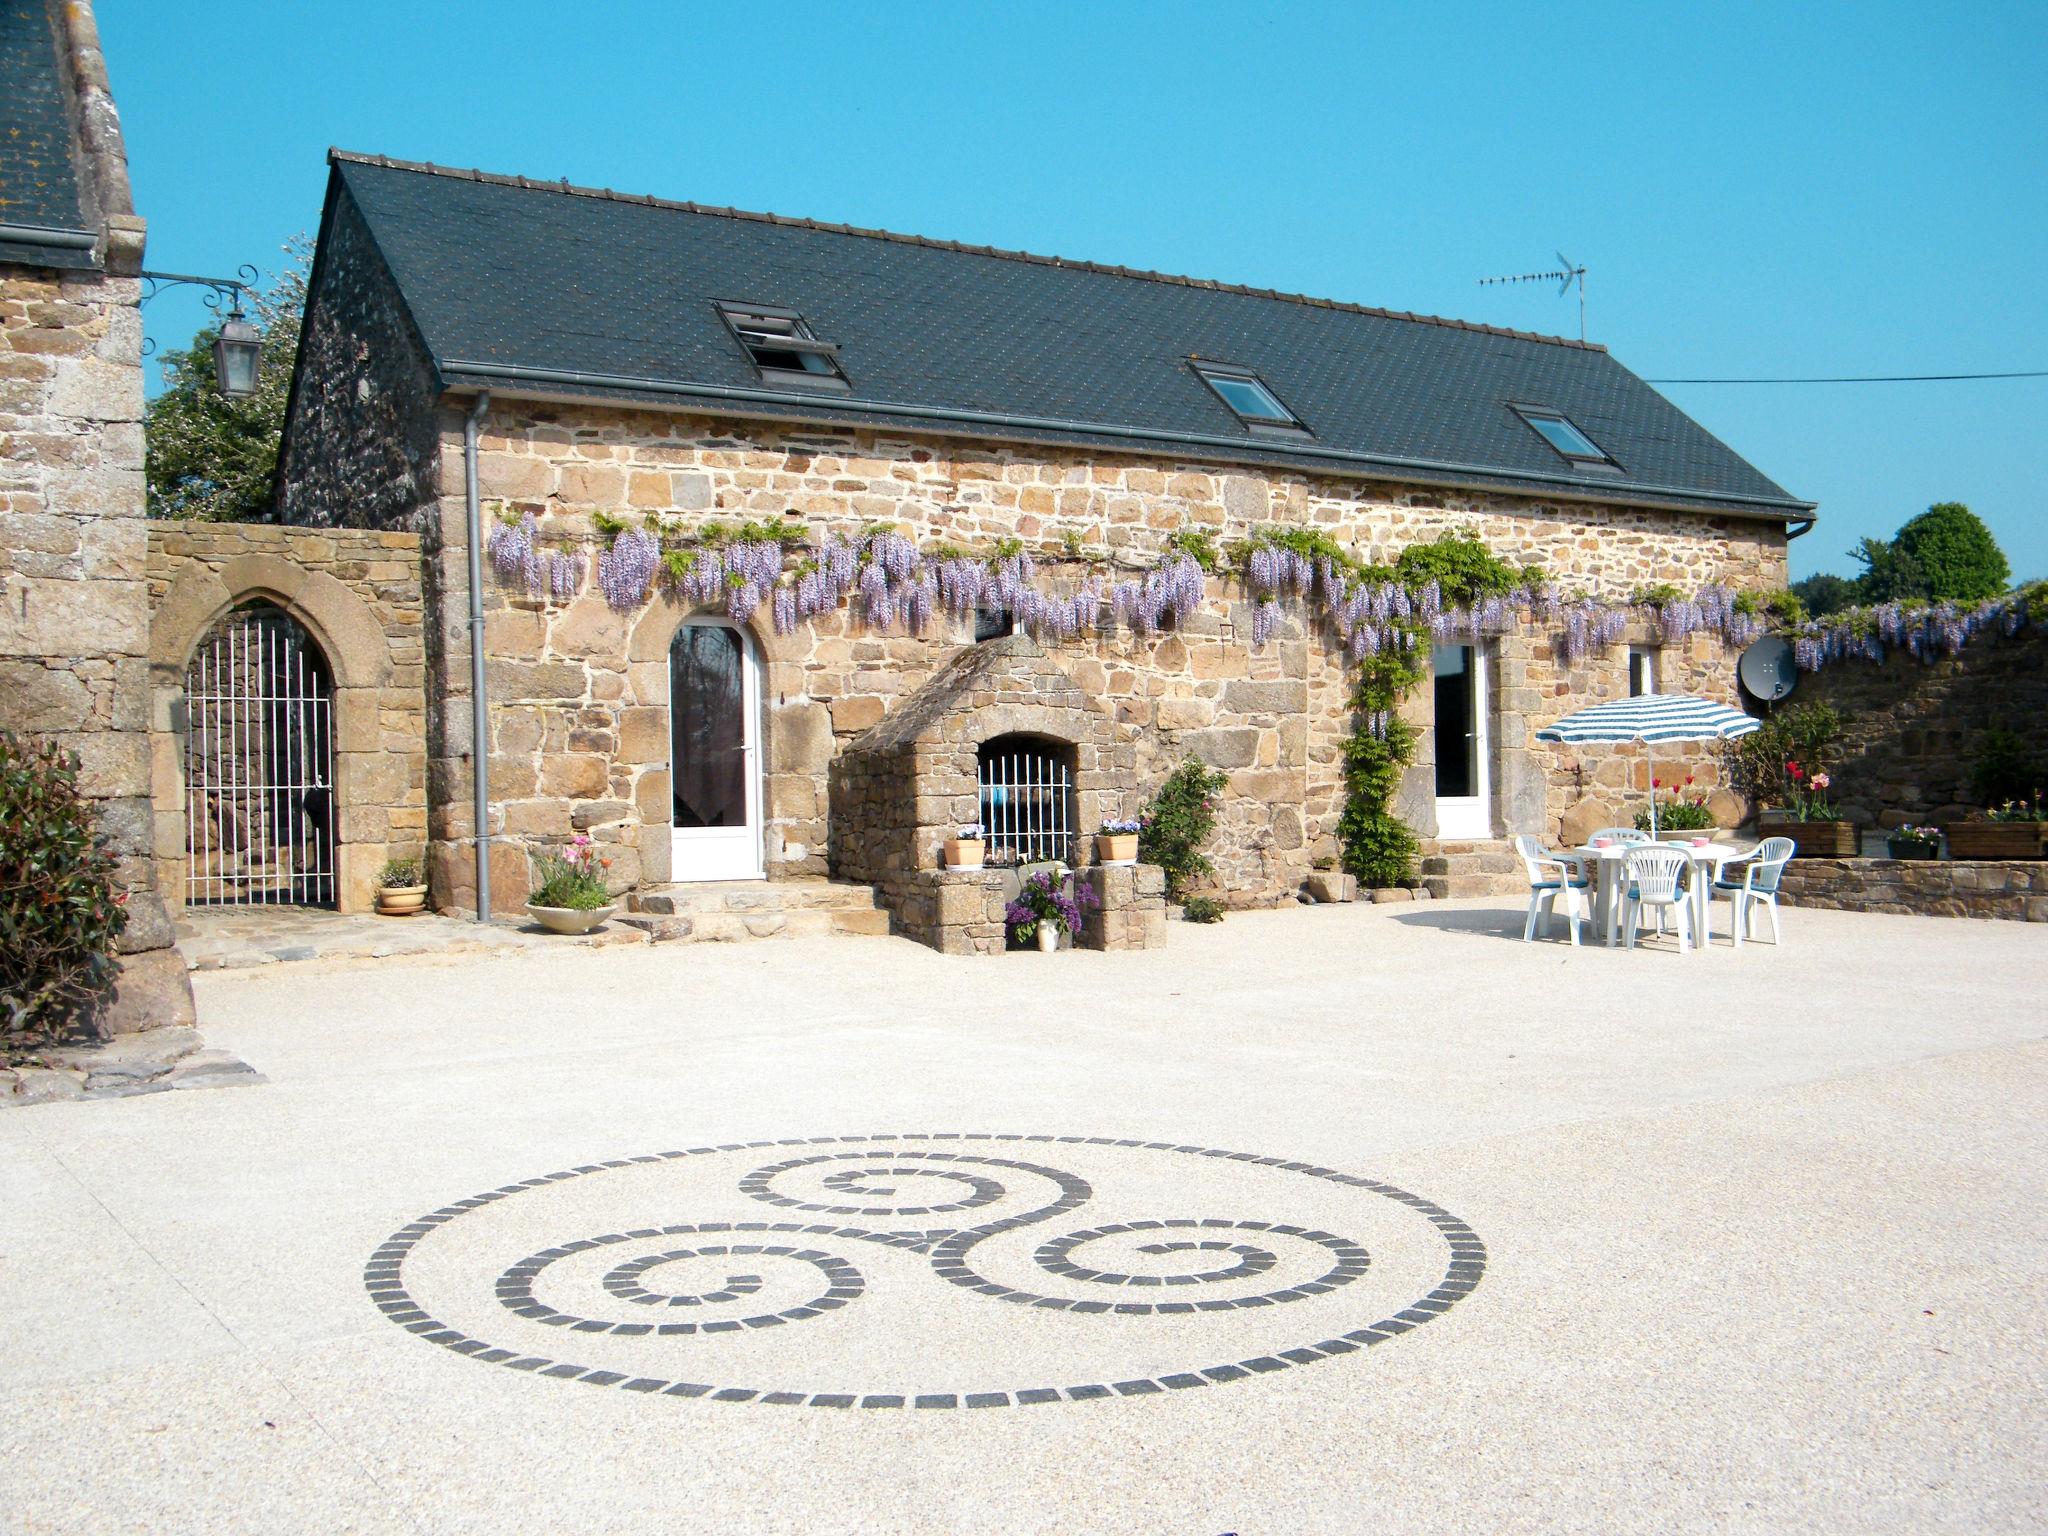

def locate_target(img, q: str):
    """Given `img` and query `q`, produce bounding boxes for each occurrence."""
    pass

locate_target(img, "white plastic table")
[1573,841,1745,950]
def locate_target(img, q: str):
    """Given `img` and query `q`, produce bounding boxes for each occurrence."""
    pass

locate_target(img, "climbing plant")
[1138,758,1229,901]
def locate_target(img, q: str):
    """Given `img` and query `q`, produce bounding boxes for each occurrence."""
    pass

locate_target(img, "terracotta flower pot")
[1943,822,2045,860]
[945,838,985,870]
[524,902,617,934]
[1096,832,1138,865]
[376,883,428,916]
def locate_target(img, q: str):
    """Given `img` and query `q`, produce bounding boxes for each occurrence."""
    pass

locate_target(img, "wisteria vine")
[486,509,2043,675]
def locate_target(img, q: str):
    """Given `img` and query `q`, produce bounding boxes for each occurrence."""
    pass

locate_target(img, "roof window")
[1194,362,1308,435]
[718,304,848,390]
[1513,406,1617,468]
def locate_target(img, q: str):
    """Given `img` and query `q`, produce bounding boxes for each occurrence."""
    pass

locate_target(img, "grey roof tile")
[0,0,95,266]
[329,152,1809,519]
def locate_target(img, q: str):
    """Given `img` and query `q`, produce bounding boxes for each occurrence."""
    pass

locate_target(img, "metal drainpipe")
[463,389,493,921]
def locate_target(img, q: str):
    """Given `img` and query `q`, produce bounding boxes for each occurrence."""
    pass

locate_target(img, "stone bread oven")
[830,636,1164,953]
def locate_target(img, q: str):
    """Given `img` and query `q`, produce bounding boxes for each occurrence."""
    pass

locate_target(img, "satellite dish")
[1738,636,1799,704]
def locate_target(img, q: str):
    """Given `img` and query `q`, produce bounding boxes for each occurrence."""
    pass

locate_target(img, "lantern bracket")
[139,265,259,358]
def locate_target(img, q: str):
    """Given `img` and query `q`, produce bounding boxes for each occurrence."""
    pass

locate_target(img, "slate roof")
[0,0,96,269]
[327,151,1812,521]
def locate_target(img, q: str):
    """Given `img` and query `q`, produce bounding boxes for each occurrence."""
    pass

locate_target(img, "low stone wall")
[1777,857,2048,922]
[145,521,427,913]
[889,863,1166,955]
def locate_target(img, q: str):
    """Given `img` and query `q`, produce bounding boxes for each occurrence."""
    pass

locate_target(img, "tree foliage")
[1891,502,2010,603]
[144,239,307,521]
[1139,758,1229,901]
[1789,572,1857,618]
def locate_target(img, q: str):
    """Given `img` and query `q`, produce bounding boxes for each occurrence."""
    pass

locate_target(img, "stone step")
[622,880,892,943]
[1422,873,1526,900]
[1419,852,1519,877]
[630,879,884,917]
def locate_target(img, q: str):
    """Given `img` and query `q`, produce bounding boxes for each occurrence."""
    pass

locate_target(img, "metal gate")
[183,603,337,906]
[977,735,1075,866]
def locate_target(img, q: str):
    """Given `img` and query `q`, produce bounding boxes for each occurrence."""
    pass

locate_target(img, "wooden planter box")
[1759,817,1859,859]
[1943,822,2047,860]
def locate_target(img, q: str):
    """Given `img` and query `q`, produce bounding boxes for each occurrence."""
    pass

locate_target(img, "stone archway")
[150,553,400,914]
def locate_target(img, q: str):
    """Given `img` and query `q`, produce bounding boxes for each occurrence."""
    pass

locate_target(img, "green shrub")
[1969,728,2043,808]
[1139,758,1228,901]
[379,855,423,889]
[1337,644,1426,888]
[0,731,128,1051]
[1722,702,1843,810]
[1893,502,2010,603]
[1179,895,1225,924]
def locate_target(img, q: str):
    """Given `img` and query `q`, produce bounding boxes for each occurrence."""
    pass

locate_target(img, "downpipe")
[463,389,493,921]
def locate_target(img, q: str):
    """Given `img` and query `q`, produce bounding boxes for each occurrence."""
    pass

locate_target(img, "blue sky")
[103,1,2045,582]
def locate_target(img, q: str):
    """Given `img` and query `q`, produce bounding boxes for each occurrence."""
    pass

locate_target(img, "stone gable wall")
[145,521,427,913]
[392,401,1786,912]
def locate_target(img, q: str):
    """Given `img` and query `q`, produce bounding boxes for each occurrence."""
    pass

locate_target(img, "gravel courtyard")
[3,900,2043,1535]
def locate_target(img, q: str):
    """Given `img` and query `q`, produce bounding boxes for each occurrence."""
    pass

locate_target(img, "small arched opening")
[182,601,337,906]
[977,733,1077,867]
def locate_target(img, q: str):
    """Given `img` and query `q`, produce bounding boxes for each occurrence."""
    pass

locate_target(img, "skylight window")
[718,304,848,390]
[1194,362,1307,434]
[1513,406,1617,468]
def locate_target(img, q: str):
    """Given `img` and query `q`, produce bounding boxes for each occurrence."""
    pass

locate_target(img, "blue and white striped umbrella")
[1535,693,1762,746]
[1536,693,1760,836]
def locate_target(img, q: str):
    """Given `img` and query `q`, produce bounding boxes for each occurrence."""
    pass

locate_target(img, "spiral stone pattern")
[367,1133,1487,1409]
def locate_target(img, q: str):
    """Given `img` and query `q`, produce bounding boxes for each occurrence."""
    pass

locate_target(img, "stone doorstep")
[623,879,893,944]
[4,1028,265,1108]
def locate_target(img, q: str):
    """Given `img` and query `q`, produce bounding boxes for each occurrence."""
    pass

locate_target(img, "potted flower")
[1758,761,1858,858]
[944,824,986,870]
[525,833,616,934]
[1633,775,1717,838]
[1096,817,1142,865]
[1004,868,1098,953]
[1947,794,2048,860]
[375,855,429,916]
[1885,824,1942,861]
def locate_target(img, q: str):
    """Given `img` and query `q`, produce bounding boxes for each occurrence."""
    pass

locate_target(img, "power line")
[1646,369,2048,384]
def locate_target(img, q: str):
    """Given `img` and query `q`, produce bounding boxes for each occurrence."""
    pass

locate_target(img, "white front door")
[1432,643,1492,840]
[669,620,762,881]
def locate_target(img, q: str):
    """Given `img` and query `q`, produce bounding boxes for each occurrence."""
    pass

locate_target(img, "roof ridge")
[326,149,1607,354]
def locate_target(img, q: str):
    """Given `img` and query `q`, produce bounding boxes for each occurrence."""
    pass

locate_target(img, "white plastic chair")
[1713,836,1793,948]
[1589,827,1651,845]
[1621,844,1696,953]
[1514,834,1592,946]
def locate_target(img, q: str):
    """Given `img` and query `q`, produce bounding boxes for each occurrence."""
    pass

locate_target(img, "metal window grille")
[977,736,1075,866]
[182,604,337,906]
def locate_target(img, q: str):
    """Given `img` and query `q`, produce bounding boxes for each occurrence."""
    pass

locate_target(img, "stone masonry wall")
[1788,628,2048,828]
[145,521,427,914]
[1778,857,2048,923]
[384,402,1785,911]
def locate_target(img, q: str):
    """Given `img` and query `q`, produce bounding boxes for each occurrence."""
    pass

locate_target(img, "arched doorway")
[669,619,762,881]
[183,602,337,906]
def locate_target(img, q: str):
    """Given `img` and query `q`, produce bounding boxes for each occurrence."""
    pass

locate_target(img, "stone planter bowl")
[525,902,617,935]
[376,883,429,916]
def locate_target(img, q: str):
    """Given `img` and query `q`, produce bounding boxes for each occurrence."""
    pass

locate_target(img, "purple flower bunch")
[1003,869,1098,942]
[1788,592,2038,673]
[597,528,661,611]
[487,512,536,587]
[487,512,586,602]
[1109,552,1206,634]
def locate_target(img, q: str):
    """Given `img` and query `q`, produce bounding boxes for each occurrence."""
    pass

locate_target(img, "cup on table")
[1591,836,1613,849]
[1689,837,1710,847]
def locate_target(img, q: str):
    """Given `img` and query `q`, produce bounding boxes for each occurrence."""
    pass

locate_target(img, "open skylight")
[718,304,849,390]
[1513,406,1617,468]
[1194,362,1307,434]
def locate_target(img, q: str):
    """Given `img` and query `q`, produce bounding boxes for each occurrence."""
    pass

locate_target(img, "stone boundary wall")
[1778,857,2048,923]
[389,403,1785,910]
[889,863,1166,955]
[145,521,427,913]
[1791,628,2048,828]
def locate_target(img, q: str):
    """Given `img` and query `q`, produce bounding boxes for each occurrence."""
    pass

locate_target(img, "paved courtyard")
[2,900,2043,1534]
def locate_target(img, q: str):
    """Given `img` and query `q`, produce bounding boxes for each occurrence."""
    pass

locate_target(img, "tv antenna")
[1479,253,1587,340]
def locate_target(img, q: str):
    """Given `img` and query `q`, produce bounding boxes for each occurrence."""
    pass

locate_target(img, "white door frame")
[1433,642,1492,840]
[669,619,763,882]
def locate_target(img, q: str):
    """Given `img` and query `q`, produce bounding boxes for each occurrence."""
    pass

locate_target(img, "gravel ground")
[1,899,2042,1535]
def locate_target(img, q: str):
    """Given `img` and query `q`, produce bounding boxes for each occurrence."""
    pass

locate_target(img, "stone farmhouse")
[161,150,1813,953]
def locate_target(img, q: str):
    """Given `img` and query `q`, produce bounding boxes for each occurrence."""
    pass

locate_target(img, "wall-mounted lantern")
[141,264,263,400]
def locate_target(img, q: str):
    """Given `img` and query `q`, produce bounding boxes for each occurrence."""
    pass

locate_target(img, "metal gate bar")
[977,738,1073,866]
[184,605,337,906]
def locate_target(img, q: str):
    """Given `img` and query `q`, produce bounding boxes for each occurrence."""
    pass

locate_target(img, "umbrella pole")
[1648,741,1658,838]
